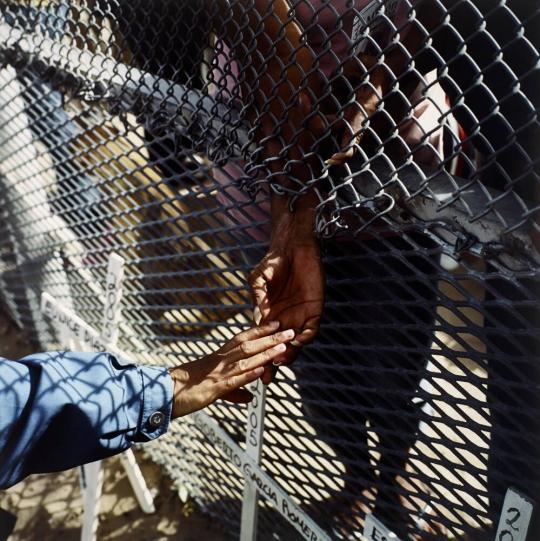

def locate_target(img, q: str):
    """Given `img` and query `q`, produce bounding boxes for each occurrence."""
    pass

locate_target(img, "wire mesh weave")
[0,1,539,540]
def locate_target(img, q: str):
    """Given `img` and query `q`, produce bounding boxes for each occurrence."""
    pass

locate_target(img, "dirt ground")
[0,307,228,541]
[0,452,228,541]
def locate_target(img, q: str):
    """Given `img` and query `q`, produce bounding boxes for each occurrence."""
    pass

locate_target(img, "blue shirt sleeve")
[0,351,173,489]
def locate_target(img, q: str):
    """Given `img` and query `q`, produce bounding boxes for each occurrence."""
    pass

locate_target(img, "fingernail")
[274,343,286,352]
[290,339,302,347]
[255,366,265,375]
[268,321,280,328]
[282,329,295,339]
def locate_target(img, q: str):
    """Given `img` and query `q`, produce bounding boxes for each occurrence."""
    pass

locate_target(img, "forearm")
[0,352,172,489]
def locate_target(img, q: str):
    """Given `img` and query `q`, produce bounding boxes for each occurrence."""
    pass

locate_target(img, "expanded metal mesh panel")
[0,1,539,540]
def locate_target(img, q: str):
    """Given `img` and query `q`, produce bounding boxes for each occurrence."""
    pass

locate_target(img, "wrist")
[168,366,189,419]
[270,191,319,248]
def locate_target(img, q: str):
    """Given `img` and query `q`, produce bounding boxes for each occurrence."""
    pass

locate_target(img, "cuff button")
[149,411,165,427]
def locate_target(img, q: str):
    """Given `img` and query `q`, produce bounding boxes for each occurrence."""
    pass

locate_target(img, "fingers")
[271,343,300,367]
[216,337,291,402]
[237,320,281,341]
[326,108,363,166]
[326,148,355,167]
[249,268,270,325]
[326,56,388,168]
[261,364,277,385]
[215,366,265,397]
[274,316,321,366]
[227,328,295,362]
[259,317,321,379]
[289,312,321,348]
[218,325,295,382]
[224,320,280,351]
[221,388,254,404]
[290,330,316,347]
[238,342,288,372]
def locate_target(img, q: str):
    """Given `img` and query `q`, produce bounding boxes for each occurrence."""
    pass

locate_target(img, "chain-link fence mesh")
[0,0,539,540]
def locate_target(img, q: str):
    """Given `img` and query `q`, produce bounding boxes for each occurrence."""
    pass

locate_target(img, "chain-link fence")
[0,1,539,540]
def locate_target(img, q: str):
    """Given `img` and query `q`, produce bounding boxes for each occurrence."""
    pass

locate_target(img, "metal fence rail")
[0,1,538,540]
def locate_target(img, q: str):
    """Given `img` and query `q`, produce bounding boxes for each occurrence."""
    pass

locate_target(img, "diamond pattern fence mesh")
[0,1,539,540]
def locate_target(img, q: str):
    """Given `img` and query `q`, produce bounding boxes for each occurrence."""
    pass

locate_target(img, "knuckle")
[238,359,247,372]
[248,270,260,286]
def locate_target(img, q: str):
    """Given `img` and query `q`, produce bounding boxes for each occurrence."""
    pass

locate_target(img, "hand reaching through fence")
[250,247,323,352]
[169,321,296,416]
[249,190,324,382]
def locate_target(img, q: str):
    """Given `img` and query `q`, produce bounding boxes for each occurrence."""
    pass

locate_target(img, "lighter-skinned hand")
[168,321,295,418]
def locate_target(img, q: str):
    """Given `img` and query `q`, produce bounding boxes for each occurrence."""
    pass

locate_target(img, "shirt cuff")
[137,365,174,442]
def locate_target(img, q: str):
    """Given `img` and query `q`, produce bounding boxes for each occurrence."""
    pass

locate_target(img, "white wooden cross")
[240,379,266,541]
[41,254,155,541]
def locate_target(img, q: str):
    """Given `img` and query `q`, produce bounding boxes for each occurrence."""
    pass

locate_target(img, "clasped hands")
[249,209,325,384]
[169,213,324,417]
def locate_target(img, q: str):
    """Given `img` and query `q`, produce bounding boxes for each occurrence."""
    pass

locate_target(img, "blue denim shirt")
[0,352,173,489]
